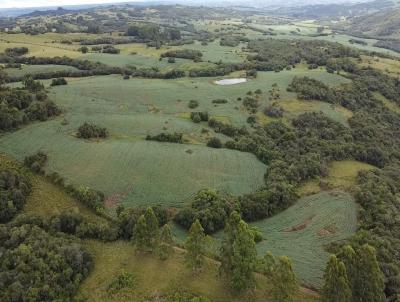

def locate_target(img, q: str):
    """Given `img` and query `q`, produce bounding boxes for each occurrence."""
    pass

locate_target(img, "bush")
[24,152,48,173]
[264,104,283,118]
[5,47,28,57]
[161,49,203,60]
[50,77,68,86]
[146,132,183,144]
[207,137,222,148]
[212,99,228,104]
[77,122,108,139]
[174,189,236,234]
[190,111,208,123]
[0,169,31,223]
[188,100,199,109]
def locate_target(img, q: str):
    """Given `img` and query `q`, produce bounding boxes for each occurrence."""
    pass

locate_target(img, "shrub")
[190,111,208,123]
[264,104,284,118]
[77,122,108,139]
[212,99,228,104]
[175,189,236,234]
[188,100,199,109]
[24,152,48,173]
[50,78,68,86]
[146,132,183,143]
[207,137,222,148]
[0,169,31,223]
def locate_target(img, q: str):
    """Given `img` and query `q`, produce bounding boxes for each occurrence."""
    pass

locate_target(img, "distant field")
[3,64,79,77]
[251,191,357,288]
[360,55,400,76]
[0,68,350,208]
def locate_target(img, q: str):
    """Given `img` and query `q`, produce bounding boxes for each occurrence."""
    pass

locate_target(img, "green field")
[250,191,357,288]
[171,191,357,288]
[3,64,79,77]
[0,68,350,208]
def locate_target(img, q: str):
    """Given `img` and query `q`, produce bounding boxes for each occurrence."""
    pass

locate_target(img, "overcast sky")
[0,0,363,9]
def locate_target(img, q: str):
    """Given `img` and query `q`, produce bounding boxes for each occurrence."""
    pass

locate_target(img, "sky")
[0,0,362,9]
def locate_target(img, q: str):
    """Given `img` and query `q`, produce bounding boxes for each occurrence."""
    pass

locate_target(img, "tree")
[157,224,174,260]
[339,244,385,302]
[132,207,159,253]
[229,220,257,293]
[321,255,351,302]
[271,256,298,302]
[185,219,206,272]
[219,211,257,293]
[220,211,241,277]
[356,245,385,302]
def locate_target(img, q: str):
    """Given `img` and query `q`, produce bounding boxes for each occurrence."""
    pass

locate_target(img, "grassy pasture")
[3,64,79,77]
[251,191,357,287]
[373,92,400,113]
[298,160,375,196]
[360,55,400,76]
[0,122,267,208]
[279,99,353,126]
[0,153,104,223]
[78,240,318,302]
[0,68,349,209]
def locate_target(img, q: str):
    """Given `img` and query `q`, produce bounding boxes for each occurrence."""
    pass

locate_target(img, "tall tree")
[132,207,159,253]
[219,211,257,293]
[132,215,148,252]
[340,244,385,302]
[219,211,241,277]
[271,256,298,302]
[229,220,257,293]
[157,224,174,260]
[144,207,160,250]
[185,219,206,272]
[355,245,385,302]
[321,255,351,302]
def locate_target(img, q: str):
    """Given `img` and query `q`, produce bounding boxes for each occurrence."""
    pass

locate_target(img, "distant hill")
[338,7,400,39]
[271,0,395,20]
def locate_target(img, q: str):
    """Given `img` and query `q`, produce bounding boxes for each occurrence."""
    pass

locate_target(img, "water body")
[214,78,247,85]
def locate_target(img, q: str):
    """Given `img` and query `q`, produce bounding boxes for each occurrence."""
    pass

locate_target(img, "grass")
[360,55,400,76]
[3,64,79,77]
[23,173,106,223]
[0,68,347,210]
[0,153,105,223]
[77,240,318,302]
[279,99,353,126]
[372,91,400,114]
[298,160,375,196]
[250,191,357,288]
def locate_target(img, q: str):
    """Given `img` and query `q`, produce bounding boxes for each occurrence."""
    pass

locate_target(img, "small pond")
[214,78,247,85]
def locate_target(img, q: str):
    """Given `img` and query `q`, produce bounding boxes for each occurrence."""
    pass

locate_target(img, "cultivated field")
[251,191,357,287]
[0,68,348,208]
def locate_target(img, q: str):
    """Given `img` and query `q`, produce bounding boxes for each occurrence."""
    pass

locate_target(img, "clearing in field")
[298,160,376,196]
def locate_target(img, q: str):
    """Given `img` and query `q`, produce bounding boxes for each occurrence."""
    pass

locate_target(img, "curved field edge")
[251,191,357,288]
[172,191,357,288]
